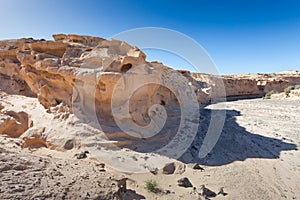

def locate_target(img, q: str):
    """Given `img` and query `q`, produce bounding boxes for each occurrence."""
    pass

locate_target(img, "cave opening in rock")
[121,63,132,72]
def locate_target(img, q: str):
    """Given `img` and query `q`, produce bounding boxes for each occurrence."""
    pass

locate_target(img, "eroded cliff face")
[0,35,142,104]
[0,34,203,145]
[1,34,300,113]
[191,72,300,100]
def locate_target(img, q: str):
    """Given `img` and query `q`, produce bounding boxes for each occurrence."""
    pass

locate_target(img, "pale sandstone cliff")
[191,72,300,100]
[1,34,299,111]
[0,34,300,146]
[0,34,201,152]
[0,34,196,124]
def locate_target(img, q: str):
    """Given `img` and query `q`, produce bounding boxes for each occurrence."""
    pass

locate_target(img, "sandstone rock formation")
[0,34,201,155]
[0,110,29,138]
[191,72,300,100]
[0,34,300,151]
[0,34,195,127]
[1,34,299,114]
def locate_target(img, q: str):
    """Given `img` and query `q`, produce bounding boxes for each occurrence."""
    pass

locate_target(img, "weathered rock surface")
[1,34,299,115]
[0,34,200,152]
[192,72,300,100]
[0,34,192,128]
[0,34,300,150]
[0,110,29,138]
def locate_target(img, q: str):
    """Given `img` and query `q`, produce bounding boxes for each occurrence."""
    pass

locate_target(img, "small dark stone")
[64,140,74,150]
[163,162,175,175]
[148,167,158,175]
[217,187,227,196]
[164,189,171,194]
[96,163,105,168]
[193,164,205,171]
[177,177,193,188]
[74,151,88,159]
[198,185,216,198]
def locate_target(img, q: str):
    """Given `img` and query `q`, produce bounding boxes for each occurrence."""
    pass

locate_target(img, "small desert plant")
[263,90,279,99]
[294,85,300,90]
[145,180,161,193]
[284,85,295,96]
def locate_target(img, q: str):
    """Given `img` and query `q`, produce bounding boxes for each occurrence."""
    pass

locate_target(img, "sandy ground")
[0,93,299,200]
[127,99,300,200]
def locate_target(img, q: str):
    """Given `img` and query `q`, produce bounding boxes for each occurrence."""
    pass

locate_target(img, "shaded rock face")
[0,74,36,97]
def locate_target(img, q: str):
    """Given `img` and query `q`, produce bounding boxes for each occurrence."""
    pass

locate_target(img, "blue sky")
[1,0,300,74]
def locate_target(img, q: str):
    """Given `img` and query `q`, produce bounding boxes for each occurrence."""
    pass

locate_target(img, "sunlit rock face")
[191,72,300,100]
[0,34,200,135]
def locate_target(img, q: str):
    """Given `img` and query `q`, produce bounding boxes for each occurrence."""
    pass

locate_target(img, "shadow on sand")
[123,189,146,200]
[87,103,297,167]
[179,108,298,166]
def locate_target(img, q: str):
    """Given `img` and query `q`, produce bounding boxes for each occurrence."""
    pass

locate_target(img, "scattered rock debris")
[177,177,193,188]
[192,163,205,171]
[163,162,176,175]
[195,184,216,199]
[74,151,89,159]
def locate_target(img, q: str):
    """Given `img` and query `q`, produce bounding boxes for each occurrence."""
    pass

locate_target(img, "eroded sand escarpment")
[192,70,300,100]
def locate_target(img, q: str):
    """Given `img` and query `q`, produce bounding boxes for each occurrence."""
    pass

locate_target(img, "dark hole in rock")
[160,100,166,106]
[121,63,132,72]
[55,99,62,105]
